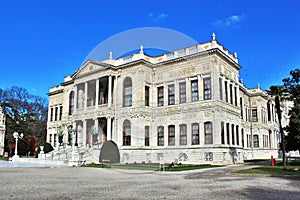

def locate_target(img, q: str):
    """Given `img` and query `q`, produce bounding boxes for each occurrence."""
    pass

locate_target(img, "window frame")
[252,109,258,122]
[191,80,199,102]
[168,84,175,105]
[123,120,131,146]
[203,77,211,100]
[168,125,175,146]
[145,86,150,106]
[179,124,187,145]
[145,126,150,146]
[157,126,164,146]
[157,86,164,107]
[69,91,74,115]
[191,123,199,145]
[253,134,259,148]
[179,82,186,103]
[123,77,132,107]
[204,121,213,144]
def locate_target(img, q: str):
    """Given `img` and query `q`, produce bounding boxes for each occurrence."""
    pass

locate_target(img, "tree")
[267,85,287,168]
[0,86,48,156]
[282,69,300,151]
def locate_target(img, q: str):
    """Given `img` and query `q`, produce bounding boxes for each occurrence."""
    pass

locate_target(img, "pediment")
[73,60,112,78]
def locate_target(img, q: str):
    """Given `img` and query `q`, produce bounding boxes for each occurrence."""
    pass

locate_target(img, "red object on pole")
[271,155,274,167]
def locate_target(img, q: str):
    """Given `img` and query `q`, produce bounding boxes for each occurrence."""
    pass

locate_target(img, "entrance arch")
[99,141,120,163]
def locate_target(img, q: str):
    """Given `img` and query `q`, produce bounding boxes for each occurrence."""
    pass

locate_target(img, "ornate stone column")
[107,117,112,141]
[186,78,191,103]
[74,85,78,113]
[108,75,112,107]
[197,75,203,100]
[83,119,87,147]
[95,79,99,109]
[84,82,88,111]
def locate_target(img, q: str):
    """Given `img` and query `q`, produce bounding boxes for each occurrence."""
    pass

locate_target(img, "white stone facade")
[0,107,6,156]
[47,35,289,164]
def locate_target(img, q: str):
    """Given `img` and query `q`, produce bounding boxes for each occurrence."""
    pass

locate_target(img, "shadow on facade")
[99,140,120,163]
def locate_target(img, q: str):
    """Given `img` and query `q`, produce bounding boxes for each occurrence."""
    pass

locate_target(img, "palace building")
[46,34,290,165]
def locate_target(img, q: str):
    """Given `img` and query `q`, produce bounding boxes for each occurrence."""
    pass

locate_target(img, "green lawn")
[234,160,300,176]
[85,163,223,171]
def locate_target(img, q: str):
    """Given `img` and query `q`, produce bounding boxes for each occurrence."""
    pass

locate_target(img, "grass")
[234,159,300,176]
[0,156,9,161]
[85,162,223,171]
[163,164,223,171]
[244,159,270,163]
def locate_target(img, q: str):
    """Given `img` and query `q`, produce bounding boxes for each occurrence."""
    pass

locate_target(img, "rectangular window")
[240,98,243,119]
[145,86,150,106]
[179,124,187,145]
[204,122,213,144]
[225,81,228,102]
[192,123,199,145]
[203,77,211,100]
[231,124,235,145]
[226,123,230,144]
[219,78,223,100]
[253,135,259,148]
[236,125,239,145]
[145,126,150,146]
[242,129,244,147]
[50,108,53,121]
[191,80,198,102]
[234,87,237,106]
[221,122,225,144]
[157,86,164,107]
[58,106,63,120]
[267,103,271,121]
[168,125,175,146]
[252,109,258,122]
[54,107,58,121]
[168,84,175,105]
[157,126,164,146]
[179,82,186,103]
[229,84,233,104]
[59,106,63,121]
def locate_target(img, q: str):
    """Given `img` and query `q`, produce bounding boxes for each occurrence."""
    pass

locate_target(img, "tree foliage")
[267,85,287,168]
[0,86,48,155]
[282,69,300,151]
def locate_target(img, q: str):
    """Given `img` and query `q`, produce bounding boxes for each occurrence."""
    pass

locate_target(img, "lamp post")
[68,127,78,166]
[12,132,24,159]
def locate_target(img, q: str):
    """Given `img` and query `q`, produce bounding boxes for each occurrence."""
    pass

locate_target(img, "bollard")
[271,155,274,167]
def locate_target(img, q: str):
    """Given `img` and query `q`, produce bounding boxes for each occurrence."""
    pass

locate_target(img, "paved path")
[0,163,299,200]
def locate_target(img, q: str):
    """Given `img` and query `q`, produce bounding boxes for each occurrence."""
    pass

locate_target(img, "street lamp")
[68,127,78,166]
[12,132,24,159]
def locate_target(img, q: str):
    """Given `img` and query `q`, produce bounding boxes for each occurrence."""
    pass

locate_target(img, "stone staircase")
[42,144,103,166]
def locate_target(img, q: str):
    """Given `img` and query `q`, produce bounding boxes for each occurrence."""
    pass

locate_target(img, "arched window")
[204,121,213,144]
[123,77,132,107]
[191,123,199,145]
[69,91,74,115]
[157,126,164,146]
[123,120,131,146]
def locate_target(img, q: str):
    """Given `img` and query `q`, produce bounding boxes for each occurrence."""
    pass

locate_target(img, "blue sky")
[0,0,299,99]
